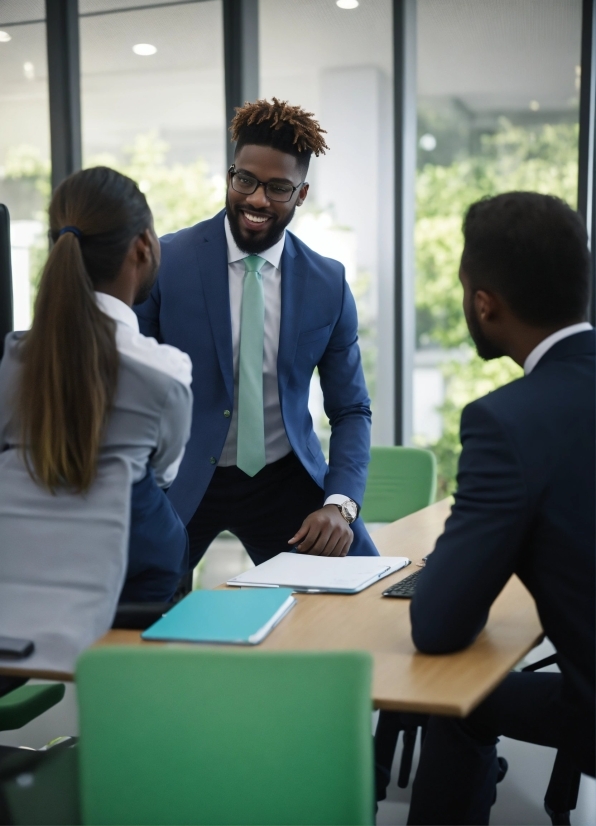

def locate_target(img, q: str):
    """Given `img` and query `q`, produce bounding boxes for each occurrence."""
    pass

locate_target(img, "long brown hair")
[18,166,152,492]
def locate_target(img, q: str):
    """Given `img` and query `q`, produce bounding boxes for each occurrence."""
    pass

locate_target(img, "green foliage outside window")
[416,120,579,496]
[86,133,225,236]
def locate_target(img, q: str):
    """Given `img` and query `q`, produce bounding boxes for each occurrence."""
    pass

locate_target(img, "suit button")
[223,410,231,418]
[209,457,216,464]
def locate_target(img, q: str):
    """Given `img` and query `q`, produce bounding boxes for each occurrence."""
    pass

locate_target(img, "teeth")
[244,212,269,224]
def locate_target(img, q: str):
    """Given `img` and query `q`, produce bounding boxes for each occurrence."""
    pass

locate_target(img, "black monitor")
[0,204,13,360]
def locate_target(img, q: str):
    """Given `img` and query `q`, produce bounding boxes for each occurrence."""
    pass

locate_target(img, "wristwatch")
[335,499,358,525]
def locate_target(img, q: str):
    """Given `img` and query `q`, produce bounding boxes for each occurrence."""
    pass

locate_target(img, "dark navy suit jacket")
[411,330,595,765]
[135,210,377,554]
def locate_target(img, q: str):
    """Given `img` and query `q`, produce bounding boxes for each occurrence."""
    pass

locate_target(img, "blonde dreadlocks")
[230,98,330,159]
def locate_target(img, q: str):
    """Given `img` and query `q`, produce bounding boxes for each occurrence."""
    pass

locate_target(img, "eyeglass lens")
[231,172,296,203]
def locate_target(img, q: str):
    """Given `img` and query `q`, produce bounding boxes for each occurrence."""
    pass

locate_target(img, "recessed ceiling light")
[0,31,12,42]
[132,43,157,56]
[23,61,35,80]
[336,0,359,9]
[529,100,540,111]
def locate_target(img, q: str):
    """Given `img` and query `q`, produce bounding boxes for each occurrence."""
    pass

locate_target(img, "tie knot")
[243,255,266,274]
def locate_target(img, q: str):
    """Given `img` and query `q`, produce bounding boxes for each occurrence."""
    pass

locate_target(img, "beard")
[133,247,159,306]
[226,192,296,255]
[467,303,505,360]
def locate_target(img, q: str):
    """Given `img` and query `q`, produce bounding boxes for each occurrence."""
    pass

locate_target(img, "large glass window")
[0,1,50,331]
[414,0,582,495]
[259,0,394,451]
[80,0,226,237]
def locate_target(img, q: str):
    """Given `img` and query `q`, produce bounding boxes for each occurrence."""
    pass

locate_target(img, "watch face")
[341,500,358,523]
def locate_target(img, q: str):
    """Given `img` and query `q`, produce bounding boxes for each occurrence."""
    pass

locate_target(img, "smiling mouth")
[240,209,273,228]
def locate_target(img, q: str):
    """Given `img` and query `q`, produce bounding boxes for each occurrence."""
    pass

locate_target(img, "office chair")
[522,655,582,826]
[360,446,437,524]
[0,677,65,735]
[0,204,13,361]
[74,647,374,825]
[363,446,437,798]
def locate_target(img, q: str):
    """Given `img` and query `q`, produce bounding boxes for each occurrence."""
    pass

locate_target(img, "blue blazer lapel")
[194,210,234,401]
[278,232,308,393]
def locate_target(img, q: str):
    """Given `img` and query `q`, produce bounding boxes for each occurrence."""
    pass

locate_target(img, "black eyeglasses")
[228,165,306,203]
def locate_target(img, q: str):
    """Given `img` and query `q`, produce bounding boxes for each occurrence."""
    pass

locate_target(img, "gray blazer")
[0,316,192,673]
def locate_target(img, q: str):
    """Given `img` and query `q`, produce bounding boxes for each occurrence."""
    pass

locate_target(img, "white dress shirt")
[219,218,350,509]
[523,322,593,375]
[219,217,292,467]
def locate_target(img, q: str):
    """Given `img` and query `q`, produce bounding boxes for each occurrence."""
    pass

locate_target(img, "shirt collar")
[523,322,593,375]
[95,292,140,333]
[224,214,285,271]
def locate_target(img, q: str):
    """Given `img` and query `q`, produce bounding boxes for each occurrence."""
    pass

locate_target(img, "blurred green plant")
[87,132,225,236]
[1,135,225,308]
[3,144,51,200]
[416,119,579,495]
[0,145,51,300]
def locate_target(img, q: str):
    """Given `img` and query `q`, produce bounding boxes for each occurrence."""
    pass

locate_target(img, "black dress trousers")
[186,451,325,569]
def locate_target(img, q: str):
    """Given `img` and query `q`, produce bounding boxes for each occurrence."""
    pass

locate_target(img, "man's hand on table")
[288,504,354,557]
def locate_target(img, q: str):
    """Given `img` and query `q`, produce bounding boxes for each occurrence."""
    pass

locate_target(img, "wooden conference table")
[1,498,544,717]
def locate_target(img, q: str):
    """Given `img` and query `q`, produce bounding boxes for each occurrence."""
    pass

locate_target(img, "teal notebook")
[141,588,296,645]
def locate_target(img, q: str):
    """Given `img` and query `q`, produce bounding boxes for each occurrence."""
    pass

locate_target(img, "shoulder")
[464,375,525,416]
[461,375,537,440]
[286,230,345,280]
[160,210,225,253]
[115,325,192,388]
[462,353,594,446]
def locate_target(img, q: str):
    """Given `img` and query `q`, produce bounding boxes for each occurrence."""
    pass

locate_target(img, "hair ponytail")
[17,166,152,493]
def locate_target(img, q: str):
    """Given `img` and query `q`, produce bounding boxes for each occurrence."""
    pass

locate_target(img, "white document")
[227,553,411,594]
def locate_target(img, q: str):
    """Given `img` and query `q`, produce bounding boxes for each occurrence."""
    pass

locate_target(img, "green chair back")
[76,647,374,825]
[361,446,436,523]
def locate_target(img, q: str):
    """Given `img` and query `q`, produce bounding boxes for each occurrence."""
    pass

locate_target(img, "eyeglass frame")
[227,164,308,203]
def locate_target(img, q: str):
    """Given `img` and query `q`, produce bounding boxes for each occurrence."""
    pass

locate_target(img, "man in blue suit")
[136,98,377,567]
[402,192,595,824]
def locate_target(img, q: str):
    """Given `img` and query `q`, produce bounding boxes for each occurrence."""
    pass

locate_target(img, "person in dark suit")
[404,192,595,825]
[136,98,378,569]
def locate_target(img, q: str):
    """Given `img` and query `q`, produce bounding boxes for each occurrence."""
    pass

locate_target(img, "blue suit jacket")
[411,330,595,771]
[135,210,374,538]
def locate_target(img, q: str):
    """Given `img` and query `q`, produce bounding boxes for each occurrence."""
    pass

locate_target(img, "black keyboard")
[382,569,422,599]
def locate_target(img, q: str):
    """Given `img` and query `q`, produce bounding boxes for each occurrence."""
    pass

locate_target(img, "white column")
[318,66,394,445]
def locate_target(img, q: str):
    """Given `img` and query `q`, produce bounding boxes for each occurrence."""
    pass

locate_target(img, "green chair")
[0,681,65,731]
[361,447,436,802]
[76,646,374,825]
[360,446,436,524]
[0,743,80,825]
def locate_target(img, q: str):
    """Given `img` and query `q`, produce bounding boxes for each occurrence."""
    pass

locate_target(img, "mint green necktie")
[236,255,267,477]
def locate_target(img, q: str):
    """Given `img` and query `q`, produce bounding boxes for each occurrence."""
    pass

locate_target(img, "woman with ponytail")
[0,167,193,611]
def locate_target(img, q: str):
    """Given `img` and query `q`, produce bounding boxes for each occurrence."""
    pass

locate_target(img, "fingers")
[290,509,355,556]
[288,523,309,545]
[327,526,354,557]
[297,524,330,554]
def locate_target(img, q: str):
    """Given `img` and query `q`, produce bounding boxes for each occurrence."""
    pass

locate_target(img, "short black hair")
[235,120,310,175]
[462,192,591,326]
[230,98,329,176]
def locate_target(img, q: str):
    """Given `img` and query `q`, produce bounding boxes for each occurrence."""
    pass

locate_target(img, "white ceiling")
[0,0,584,172]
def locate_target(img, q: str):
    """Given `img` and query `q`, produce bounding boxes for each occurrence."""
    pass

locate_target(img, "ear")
[296,183,309,207]
[135,230,153,264]
[473,289,501,322]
